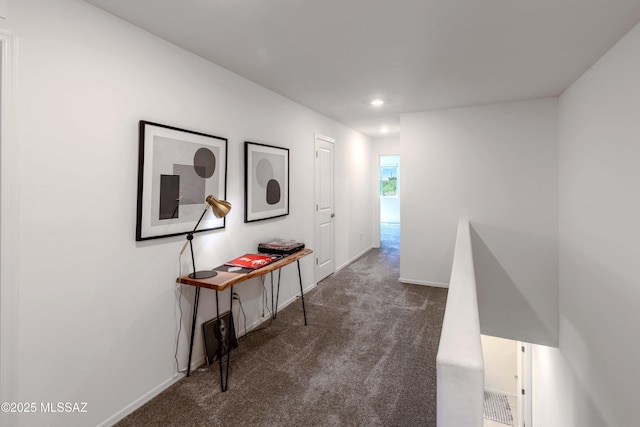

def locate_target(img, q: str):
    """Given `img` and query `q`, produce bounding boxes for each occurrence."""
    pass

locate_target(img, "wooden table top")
[177,248,313,292]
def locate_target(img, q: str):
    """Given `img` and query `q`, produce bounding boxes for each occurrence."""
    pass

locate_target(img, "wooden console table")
[177,248,312,391]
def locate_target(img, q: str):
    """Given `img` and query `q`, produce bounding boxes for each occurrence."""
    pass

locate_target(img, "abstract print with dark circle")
[193,147,216,178]
[266,179,281,205]
[256,157,282,206]
[158,145,217,220]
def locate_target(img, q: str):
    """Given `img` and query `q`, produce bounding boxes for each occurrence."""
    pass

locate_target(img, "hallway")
[116,221,446,426]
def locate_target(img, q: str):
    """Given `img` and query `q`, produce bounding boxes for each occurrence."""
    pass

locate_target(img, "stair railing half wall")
[436,219,484,427]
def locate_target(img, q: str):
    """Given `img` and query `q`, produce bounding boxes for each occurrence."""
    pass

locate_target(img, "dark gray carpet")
[116,223,447,426]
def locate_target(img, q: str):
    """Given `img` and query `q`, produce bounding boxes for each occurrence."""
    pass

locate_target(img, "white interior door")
[518,342,532,427]
[314,134,335,282]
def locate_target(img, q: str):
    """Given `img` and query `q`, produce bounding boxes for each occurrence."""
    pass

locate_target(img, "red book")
[224,253,275,269]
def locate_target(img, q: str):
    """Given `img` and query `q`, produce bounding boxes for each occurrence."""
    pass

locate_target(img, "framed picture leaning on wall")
[136,121,228,241]
[244,141,289,222]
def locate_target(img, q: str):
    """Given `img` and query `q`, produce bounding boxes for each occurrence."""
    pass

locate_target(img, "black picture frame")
[244,141,290,222]
[136,121,228,241]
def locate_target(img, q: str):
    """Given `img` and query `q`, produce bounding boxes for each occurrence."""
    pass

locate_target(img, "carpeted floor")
[116,223,447,426]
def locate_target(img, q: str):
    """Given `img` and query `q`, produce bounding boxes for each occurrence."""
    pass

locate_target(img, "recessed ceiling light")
[370,98,384,106]
[381,126,389,133]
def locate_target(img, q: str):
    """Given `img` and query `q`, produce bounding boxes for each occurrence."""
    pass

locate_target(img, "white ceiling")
[85,0,640,138]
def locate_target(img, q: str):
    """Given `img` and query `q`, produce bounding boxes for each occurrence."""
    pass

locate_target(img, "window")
[380,164,398,197]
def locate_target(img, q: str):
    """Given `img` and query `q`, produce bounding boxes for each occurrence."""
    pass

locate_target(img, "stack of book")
[257,239,305,255]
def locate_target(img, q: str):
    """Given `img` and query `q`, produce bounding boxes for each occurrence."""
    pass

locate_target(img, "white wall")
[400,99,559,346]
[533,20,640,427]
[481,335,517,396]
[372,135,399,153]
[334,134,374,268]
[0,0,372,425]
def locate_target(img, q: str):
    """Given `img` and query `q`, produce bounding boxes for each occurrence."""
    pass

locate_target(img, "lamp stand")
[187,204,218,279]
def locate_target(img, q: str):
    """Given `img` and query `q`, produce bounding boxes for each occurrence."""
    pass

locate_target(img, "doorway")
[481,335,532,427]
[379,155,400,249]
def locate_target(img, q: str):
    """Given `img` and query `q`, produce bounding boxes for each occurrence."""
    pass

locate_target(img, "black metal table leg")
[215,290,233,392]
[274,269,281,319]
[297,260,307,326]
[270,271,274,319]
[186,287,201,377]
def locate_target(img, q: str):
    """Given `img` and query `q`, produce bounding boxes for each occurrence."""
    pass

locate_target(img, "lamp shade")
[206,195,231,218]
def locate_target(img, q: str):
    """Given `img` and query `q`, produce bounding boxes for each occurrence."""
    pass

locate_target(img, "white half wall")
[538,19,640,427]
[0,0,373,426]
[436,219,484,427]
[400,99,559,346]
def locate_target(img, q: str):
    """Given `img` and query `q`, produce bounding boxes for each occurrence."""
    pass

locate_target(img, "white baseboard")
[99,372,184,427]
[399,277,449,288]
[103,280,317,426]
[336,246,372,273]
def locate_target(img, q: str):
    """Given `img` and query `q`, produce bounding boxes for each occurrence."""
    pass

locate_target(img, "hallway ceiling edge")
[85,0,640,138]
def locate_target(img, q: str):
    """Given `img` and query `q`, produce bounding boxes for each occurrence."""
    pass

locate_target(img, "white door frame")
[314,133,335,282]
[373,154,382,248]
[0,29,18,405]
[517,342,533,427]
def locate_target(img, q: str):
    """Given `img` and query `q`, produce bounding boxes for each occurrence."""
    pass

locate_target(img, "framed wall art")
[244,141,289,222]
[136,121,228,241]
[202,312,237,364]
